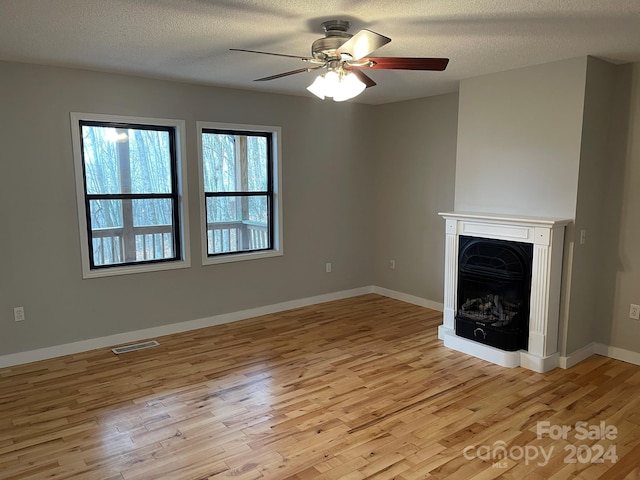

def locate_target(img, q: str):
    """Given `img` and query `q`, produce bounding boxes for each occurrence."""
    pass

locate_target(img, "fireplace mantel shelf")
[439,211,572,228]
[437,211,571,372]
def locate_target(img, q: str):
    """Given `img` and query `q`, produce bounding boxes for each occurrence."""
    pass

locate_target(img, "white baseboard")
[559,343,597,369]
[11,286,639,372]
[372,286,444,312]
[594,343,640,367]
[559,342,640,369]
[520,351,560,373]
[0,286,444,369]
[439,331,640,372]
[0,286,373,368]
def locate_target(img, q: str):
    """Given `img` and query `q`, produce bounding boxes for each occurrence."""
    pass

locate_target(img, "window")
[71,113,190,278]
[197,122,282,264]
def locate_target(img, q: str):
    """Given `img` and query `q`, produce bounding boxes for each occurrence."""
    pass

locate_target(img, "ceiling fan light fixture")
[333,71,366,102]
[306,74,327,100]
[306,69,366,102]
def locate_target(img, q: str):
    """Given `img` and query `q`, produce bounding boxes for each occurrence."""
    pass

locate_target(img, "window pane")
[247,136,268,191]
[206,195,270,254]
[89,199,123,229]
[92,234,124,266]
[248,195,268,223]
[206,196,238,223]
[202,132,268,193]
[89,199,124,266]
[202,133,236,193]
[129,129,171,194]
[132,198,172,227]
[82,126,120,195]
[82,125,172,195]
[134,231,175,262]
[88,198,176,266]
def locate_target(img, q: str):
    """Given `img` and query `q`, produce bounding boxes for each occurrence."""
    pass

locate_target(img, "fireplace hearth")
[455,236,533,351]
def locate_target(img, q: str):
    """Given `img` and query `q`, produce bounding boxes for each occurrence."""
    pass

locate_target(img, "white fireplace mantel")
[438,212,571,372]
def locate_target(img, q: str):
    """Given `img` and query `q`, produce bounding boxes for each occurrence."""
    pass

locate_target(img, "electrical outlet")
[14,306,25,322]
[325,262,332,273]
[389,259,396,270]
[630,304,640,320]
[580,229,587,245]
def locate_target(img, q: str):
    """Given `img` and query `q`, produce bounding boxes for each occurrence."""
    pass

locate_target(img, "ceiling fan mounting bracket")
[321,20,351,34]
[311,19,353,61]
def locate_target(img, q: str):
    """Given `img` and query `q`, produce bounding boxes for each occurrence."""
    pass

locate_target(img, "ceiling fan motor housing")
[312,20,353,60]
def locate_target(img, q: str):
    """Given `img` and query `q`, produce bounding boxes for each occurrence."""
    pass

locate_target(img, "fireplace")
[455,236,533,351]
[438,212,570,372]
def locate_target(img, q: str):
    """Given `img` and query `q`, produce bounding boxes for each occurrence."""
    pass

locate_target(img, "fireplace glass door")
[456,236,533,351]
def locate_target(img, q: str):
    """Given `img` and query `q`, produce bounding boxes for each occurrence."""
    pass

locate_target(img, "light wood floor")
[1,294,640,479]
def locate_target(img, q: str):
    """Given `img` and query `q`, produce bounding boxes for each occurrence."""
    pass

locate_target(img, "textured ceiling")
[1,0,640,104]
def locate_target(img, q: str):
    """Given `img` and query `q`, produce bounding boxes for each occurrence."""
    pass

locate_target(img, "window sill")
[82,259,191,279]
[202,249,283,266]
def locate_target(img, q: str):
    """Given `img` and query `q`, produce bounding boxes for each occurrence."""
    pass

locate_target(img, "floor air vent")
[112,340,159,354]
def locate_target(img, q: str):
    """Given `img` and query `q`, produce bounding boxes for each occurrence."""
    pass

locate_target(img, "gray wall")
[455,57,587,219]
[565,57,624,354]
[372,93,458,301]
[594,63,633,347]
[0,61,378,355]
[603,62,640,352]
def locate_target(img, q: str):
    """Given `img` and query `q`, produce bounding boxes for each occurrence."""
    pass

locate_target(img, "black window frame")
[78,120,182,270]
[201,128,275,257]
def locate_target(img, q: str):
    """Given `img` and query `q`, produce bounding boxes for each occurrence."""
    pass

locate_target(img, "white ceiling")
[1,0,640,105]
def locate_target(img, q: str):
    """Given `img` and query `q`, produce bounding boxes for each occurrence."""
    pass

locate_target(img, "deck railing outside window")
[92,221,267,265]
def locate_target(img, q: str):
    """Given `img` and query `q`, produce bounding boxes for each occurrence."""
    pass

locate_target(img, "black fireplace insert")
[455,236,533,351]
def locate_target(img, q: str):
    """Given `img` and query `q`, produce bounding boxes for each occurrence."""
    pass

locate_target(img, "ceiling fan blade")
[230,48,310,60]
[254,66,322,82]
[337,29,391,61]
[362,57,449,71]
[345,67,377,88]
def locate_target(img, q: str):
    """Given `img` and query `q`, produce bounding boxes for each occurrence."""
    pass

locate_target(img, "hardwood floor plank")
[1,294,639,479]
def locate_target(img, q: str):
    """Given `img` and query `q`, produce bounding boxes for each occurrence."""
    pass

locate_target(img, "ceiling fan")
[231,20,449,101]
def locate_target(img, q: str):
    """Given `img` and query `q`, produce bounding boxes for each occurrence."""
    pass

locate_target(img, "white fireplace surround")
[438,212,571,372]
